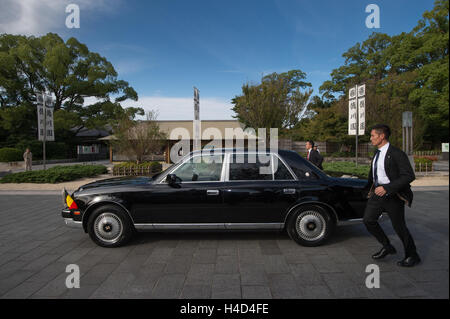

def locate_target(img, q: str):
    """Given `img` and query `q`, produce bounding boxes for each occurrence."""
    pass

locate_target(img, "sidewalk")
[0,174,113,194]
[1,159,113,174]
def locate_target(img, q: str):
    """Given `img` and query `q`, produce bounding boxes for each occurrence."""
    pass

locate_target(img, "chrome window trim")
[158,153,226,184]
[225,152,297,182]
[272,153,297,181]
[156,150,297,184]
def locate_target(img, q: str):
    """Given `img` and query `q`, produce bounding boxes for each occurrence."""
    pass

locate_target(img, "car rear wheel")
[286,204,335,247]
[87,205,134,247]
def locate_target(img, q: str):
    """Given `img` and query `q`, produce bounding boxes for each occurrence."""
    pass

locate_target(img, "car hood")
[77,176,152,191]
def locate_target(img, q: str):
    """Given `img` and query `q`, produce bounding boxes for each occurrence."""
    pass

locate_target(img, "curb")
[411,185,449,192]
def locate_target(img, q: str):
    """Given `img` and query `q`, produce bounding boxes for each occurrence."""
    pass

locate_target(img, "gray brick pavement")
[0,190,448,299]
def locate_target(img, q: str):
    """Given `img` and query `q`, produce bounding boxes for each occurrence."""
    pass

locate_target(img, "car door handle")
[207,190,220,196]
[283,188,296,194]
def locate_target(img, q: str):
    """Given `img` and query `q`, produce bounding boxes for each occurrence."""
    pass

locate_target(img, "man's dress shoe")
[397,255,421,267]
[372,245,397,259]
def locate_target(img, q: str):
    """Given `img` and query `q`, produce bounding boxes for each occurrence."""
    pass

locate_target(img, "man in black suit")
[363,124,420,267]
[305,140,323,169]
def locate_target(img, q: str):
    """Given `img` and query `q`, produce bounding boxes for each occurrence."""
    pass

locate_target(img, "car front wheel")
[286,204,335,247]
[87,205,134,247]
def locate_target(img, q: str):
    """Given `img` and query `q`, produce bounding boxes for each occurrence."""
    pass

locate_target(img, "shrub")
[113,161,162,176]
[0,165,107,183]
[322,162,370,179]
[414,155,438,162]
[414,157,433,171]
[330,151,356,158]
[0,148,23,162]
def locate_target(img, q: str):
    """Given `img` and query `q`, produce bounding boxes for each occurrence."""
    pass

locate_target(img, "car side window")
[273,156,295,180]
[173,155,223,182]
[229,153,272,181]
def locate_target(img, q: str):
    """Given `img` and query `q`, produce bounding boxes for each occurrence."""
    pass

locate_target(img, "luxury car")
[61,148,376,247]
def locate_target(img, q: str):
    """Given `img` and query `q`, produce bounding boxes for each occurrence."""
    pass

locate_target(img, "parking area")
[0,188,448,299]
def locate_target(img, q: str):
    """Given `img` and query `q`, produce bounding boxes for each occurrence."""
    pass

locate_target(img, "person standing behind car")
[23,148,32,171]
[363,124,420,267]
[305,140,323,170]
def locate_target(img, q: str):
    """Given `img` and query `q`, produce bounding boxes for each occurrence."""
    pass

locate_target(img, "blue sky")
[0,0,437,119]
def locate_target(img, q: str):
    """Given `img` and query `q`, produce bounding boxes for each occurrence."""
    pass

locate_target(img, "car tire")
[87,205,134,247]
[286,204,335,247]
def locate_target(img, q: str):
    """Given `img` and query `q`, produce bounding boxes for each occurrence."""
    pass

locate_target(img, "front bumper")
[62,207,83,228]
[64,218,82,228]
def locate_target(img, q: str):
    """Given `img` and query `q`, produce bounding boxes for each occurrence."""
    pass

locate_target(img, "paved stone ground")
[0,189,448,299]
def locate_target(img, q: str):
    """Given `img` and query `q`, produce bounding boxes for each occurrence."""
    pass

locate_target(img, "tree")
[0,33,143,149]
[111,111,167,164]
[314,0,448,148]
[231,70,312,142]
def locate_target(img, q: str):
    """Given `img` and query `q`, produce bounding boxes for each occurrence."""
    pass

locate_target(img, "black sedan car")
[62,148,376,247]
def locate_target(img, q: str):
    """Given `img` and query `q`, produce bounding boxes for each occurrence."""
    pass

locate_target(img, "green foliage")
[113,161,162,170]
[329,151,356,158]
[232,70,313,139]
[414,156,434,170]
[0,147,22,162]
[322,162,370,179]
[0,33,143,149]
[14,140,71,160]
[113,161,162,176]
[414,157,434,165]
[0,165,107,183]
[290,99,352,143]
[314,0,449,147]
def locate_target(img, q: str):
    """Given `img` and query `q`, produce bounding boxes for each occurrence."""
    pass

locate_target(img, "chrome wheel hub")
[94,213,123,243]
[296,210,326,241]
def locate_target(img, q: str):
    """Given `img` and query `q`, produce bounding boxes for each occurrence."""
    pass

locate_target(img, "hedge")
[0,165,107,183]
[322,162,370,179]
[414,156,433,171]
[113,161,162,176]
[0,148,23,162]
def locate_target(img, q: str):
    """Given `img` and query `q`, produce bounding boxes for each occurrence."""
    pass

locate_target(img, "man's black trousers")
[363,193,418,258]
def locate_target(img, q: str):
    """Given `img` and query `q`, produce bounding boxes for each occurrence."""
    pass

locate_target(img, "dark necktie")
[373,150,381,186]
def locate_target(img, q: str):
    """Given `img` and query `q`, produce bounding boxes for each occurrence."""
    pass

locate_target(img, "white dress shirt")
[373,142,391,185]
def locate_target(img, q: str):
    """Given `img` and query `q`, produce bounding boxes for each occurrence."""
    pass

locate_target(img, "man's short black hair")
[370,124,391,140]
[306,140,315,147]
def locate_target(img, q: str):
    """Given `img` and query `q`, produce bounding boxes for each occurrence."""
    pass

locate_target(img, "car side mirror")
[167,174,180,186]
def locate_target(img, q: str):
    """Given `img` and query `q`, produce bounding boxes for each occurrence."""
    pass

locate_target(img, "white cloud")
[0,0,120,36]
[83,96,235,120]
[123,96,235,120]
